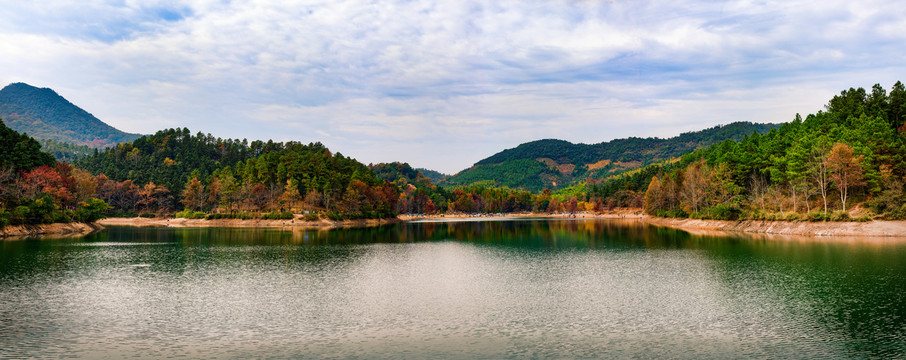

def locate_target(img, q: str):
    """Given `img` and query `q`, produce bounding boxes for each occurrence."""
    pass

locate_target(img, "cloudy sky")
[2,1,904,173]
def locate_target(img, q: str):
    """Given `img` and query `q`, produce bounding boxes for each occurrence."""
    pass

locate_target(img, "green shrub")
[878,203,906,220]
[327,212,345,221]
[762,212,788,221]
[202,212,259,220]
[107,210,138,218]
[74,198,110,222]
[829,211,850,222]
[261,212,294,220]
[205,213,230,220]
[304,212,320,221]
[139,212,156,218]
[808,212,830,222]
[11,206,29,225]
[53,210,73,223]
[26,195,57,224]
[655,209,688,218]
[174,210,206,219]
[706,204,741,220]
[745,209,765,221]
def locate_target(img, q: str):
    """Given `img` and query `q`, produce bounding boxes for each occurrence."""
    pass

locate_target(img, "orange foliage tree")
[826,142,865,212]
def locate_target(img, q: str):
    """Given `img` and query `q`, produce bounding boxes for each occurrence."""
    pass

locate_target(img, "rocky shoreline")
[0,222,104,239]
[96,216,401,229]
[7,214,906,239]
[642,216,906,237]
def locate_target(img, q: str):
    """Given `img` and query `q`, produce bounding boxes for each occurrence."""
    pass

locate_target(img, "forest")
[3,81,906,226]
[639,81,906,221]
[73,128,403,220]
[0,120,107,226]
[39,139,95,163]
[444,121,778,192]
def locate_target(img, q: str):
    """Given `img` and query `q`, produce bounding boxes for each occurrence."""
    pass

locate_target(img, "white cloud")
[1,0,905,173]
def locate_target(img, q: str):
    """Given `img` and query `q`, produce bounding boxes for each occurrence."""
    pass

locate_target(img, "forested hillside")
[0,83,141,147]
[370,162,449,214]
[414,168,448,183]
[637,81,906,220]
[443,121,778,192]
[8,81,903,224]
[76,128,399,219]
[477,122,777,166]
[39,139,95,163]
[0,119,55,172]
[0,119,108,226]
[75,128,258,196]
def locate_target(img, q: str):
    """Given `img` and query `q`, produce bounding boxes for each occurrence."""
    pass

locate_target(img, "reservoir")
[1,219,904,358]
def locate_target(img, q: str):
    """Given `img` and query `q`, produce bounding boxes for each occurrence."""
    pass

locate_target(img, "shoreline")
[96,216,401,229]
[8,212,906,239]
[0,222,104,239]
[641,216,906,237]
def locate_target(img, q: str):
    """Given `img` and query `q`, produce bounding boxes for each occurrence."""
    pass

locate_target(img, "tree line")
[640,81,906,221]
[7,81,903,225]
[1,120,601,227]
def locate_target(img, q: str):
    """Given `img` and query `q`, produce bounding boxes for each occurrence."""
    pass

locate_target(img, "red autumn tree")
[20,165,73,207]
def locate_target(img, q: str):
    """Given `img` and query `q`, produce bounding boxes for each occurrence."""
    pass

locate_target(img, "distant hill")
[0,83,141,148]
[371,162,424,184]
[414,168,448,183]
[369,162,450,212]
[370,162,449,186]
[442,121,780,192]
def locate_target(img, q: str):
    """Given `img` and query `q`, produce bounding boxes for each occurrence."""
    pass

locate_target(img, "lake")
[1,218,905,359]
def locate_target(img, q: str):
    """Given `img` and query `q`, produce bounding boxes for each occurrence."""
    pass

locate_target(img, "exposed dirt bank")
[1,222,104,239]
[643,217,906,237]
[97,217,400,229]
[11,214,903,239]
[399,211,645,221]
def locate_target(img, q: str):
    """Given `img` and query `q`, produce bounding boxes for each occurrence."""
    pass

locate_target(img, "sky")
[1,1,905,174]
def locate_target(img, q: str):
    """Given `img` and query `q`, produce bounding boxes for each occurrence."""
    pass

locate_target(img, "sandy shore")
[0,222,104,239]
[12,211,906,239]
[406,212,906,238]
[398,211,644,221]
[97,216,401,229]
[642,216,906,237]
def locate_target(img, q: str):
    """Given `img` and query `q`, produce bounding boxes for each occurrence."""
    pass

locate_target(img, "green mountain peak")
[0,82,141,148]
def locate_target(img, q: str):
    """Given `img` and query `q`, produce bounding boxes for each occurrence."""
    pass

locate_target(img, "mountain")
[442,121,780,192]
[0,83,141,148]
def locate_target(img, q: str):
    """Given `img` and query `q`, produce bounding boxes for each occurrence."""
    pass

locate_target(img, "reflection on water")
[1,219,905,358]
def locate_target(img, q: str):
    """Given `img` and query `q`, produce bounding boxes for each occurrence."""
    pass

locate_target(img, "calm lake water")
[1,218,905,359]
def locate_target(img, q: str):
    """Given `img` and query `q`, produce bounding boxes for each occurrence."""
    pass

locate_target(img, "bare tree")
[748,174,769,211]
[809,146,831,214]
[826,143,865,212]
[680,161,709,212]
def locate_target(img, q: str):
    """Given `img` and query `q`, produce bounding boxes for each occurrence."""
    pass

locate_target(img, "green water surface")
[1,218,904,358]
